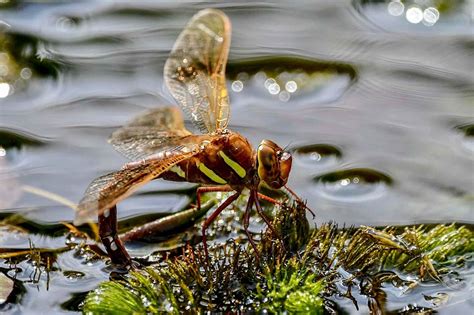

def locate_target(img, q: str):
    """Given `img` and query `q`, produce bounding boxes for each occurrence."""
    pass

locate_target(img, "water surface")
[0,0,472,313]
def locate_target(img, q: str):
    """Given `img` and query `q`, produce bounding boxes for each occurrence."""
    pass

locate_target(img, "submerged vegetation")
[80,196,473,314]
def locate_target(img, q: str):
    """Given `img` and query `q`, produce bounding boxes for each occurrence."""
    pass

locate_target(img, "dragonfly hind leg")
[243,193,259,259]
[200,188,241,261]
[99,205,132,267]
[196,185,233,211]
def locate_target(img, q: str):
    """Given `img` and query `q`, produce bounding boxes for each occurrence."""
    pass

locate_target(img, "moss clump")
[81,197,474,314]
[83,278,163,315]
[381,224,474,273]
[256,258,324,314]
[83,243,258,314]
[331,224,474,281]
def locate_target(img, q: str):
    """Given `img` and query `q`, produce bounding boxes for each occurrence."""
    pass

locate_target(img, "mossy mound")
[83,200,473,314]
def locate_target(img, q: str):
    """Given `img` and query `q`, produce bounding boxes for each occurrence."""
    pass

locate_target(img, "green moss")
[382,224,474,269]
[256,258,324,314]
[81,196,474,314]
[83,270,180,315]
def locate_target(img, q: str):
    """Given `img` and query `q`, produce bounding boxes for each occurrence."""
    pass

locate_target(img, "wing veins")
[74,148,199,225]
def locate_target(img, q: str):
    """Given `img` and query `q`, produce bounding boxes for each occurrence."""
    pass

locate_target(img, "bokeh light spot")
[0,82,10,98]
[231,80,243,92]
[388,1,404,16]
[285,80,298,93]
[406,6,423,24]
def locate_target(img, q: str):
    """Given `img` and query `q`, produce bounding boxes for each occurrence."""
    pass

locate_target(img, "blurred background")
[0,0,472,312]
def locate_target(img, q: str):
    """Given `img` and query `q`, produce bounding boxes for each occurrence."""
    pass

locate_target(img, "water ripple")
[455,123,474,154]
[226,56,357,107]
[313,168,393,202]
[292,143,343,168]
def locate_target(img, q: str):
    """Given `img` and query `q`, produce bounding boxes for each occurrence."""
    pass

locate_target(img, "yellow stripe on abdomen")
[197,162,227,184]
[218,151,246,178]
[169,165,186,178]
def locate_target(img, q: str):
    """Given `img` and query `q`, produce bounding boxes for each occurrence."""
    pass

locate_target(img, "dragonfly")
[74,9,303,267]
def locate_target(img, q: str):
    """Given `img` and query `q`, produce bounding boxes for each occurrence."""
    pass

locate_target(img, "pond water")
[0,0,472,314]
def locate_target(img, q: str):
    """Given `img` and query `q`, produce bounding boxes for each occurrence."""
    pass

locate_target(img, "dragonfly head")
[256,139,292,189]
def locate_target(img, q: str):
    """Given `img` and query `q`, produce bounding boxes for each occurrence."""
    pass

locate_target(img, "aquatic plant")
[81,196,473,313]
[256,258,325,314]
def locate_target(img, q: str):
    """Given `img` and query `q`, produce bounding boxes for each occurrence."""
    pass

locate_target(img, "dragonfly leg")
[201,190,241,261]
[284,185,315,217]
[99,205,132,267]
[196,185,233,211]
[252,190,280,239]
[243,194,259,259]
[257,193,282,206]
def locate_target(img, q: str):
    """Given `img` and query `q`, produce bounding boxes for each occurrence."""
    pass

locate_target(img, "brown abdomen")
[160,132,255,188]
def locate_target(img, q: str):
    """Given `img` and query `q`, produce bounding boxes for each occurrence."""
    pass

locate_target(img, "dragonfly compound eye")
[278,151,292,184]
[257,140,281,188]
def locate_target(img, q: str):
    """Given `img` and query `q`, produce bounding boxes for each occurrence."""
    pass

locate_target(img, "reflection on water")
[0,1,473,313]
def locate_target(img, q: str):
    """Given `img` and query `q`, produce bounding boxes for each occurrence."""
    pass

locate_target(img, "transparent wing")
[74,148,199,225]
[164,9,231,134]
[109,107,192,160]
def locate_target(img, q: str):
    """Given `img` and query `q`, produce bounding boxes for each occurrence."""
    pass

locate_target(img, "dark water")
[0,0,472,314]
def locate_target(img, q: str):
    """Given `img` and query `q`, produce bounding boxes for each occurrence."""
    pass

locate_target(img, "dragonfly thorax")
[256,139,292,189]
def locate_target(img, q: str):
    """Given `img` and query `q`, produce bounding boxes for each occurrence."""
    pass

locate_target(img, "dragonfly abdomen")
[160,132,255,187]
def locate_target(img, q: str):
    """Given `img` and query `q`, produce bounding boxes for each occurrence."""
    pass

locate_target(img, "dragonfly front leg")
[253,190,280,239]
[99,205,132,267]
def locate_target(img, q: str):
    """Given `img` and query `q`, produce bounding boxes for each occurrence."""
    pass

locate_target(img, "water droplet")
[293,144,342,167]
[313,168,393,202]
